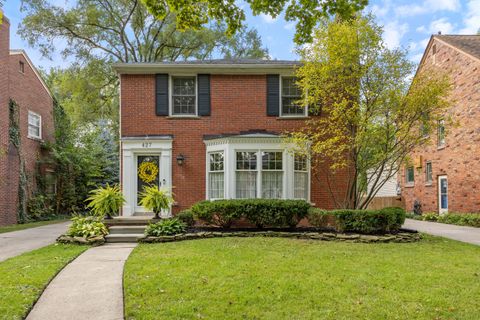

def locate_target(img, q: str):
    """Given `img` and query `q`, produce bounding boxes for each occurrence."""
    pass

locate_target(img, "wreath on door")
[138,161,159,183]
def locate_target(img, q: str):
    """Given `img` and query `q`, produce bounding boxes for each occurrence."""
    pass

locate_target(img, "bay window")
[261,151,283,198]
[236,151,257,198]
[294,154,308,199]
[208,152,224,199]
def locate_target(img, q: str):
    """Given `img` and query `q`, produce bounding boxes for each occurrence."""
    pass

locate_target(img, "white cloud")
[459,0,480,34]
[395,0,460,17]
[416,25,427,33]
[260,13,276,24]
[370,0,391,17]
[429,18,455,34]
[383,21,409,49]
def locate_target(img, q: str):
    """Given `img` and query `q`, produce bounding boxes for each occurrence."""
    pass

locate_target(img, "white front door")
[135,154,161,213]
[438,175,448,214]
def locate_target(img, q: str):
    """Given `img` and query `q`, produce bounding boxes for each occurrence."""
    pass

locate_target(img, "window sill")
[276,116,309,120]
[27,135,43,142]
[166,116,202,120]
[404,183,415,188]
[437,145,446,150]
[425,182,433,187]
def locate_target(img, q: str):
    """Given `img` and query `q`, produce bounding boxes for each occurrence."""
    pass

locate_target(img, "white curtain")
[262,171,283,198]
[209,172,224,199]
[294,172,308,199]
[236,171,257,198]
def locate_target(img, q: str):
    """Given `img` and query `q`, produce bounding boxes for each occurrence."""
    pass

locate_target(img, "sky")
[2,0,480,70]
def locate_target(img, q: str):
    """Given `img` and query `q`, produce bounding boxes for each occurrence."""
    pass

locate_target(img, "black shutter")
[266,74,280,116]
[197,74,211,116]
[155,74,169,116]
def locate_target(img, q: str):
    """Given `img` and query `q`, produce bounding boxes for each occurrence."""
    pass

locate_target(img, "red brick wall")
[0,18,54,226]
[121,74,349,212]
[400,38,480,213]
[0,18,12,225]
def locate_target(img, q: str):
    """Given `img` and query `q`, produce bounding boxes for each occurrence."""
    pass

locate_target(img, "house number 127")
[142,142,152,148]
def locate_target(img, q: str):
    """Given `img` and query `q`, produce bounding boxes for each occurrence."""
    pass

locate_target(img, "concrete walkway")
[403,219,480,246]
[27,243,137,320]
[0,222,70,262]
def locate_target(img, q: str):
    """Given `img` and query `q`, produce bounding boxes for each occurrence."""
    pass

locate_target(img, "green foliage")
[308,207,406,234]
[288,14,452,209]
[138,186,174,215]
[191,199,311,228]
[86,184,125,218]
[145,218,186,236]
[409,212,480,227]
[66,216,109,238]
[142,0,368,44]
[176,209,195,227]
[26,194,55,220]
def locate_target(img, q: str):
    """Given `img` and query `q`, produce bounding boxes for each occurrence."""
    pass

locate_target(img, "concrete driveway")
[0,222,70,262]
[403,219,480,246]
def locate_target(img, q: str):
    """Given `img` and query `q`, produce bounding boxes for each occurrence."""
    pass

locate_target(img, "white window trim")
[204,136,310,202]
[279,75,307,118]
[405,166,415,186]
[437,119,445,148]
[27,110,42,140]
[169,74,198,117]
[425,161,433,185]
[207,151,226,200]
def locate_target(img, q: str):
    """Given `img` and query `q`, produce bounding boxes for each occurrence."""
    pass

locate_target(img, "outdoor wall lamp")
[176,154,186,166]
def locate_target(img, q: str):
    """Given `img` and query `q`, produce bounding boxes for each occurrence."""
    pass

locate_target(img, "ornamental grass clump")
[86,184,126,219]
[139,185,174,219]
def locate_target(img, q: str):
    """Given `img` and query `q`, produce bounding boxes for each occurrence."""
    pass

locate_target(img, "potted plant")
[86,184,126,219]
[139,185,174,219]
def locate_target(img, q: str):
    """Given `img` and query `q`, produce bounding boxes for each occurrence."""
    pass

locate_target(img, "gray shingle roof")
[436,35,480,59]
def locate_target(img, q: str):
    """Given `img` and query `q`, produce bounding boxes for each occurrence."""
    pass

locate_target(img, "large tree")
[21,0,269,125]
[289,15,452,209]
[142,0,368,44]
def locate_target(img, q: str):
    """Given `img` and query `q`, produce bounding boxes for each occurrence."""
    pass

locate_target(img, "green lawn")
[125,236,480,320]
[0,219,68,234]
[0,244,87,319]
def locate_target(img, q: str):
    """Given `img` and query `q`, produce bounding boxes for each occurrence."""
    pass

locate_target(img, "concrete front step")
[105,234,145,243]
[104,216,159,226]
[109,226,146,235]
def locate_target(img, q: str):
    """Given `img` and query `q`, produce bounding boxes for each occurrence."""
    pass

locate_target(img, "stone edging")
[57,234,106,246]
[140,231,421,243]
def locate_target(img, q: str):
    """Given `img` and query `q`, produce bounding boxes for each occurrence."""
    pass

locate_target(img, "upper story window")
[28,111,42,140]
[171,76,196,115]
[208,152,224,199]
[405,166,414,185]
[437,120,445,147]
[281,77,305,116]
[425,161,432,184]
[19,61,25,74]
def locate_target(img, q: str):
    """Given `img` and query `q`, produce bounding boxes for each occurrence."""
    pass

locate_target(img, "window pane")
[262,152,282,170]
[406,167,414,183]
[209,172,224,199]
[209,152,224,171]
[28,126,39,137]
[294,172,308,199]
[282,97,304,115]
[173,96,195,115]
[294,155,307,171]
[282,78,301,96]
[262,171,283,198]
[173,77,195,95]
[236,152,257,170]
[282,77,303,115]
[236,171,257,198]
[426,162,432,183]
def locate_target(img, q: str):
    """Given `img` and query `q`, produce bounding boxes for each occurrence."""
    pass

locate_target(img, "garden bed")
[140,228,420,244]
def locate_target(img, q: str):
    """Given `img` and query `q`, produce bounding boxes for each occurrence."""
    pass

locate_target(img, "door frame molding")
[121,137,173,217]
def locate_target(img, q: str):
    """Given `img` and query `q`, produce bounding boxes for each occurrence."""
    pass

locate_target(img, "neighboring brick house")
[400,35,480,214]
[115,60,349,216]
[0,17,54,226]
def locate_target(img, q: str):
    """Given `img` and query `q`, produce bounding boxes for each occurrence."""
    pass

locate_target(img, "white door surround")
[438,175,448,215]
[121,136,173,217]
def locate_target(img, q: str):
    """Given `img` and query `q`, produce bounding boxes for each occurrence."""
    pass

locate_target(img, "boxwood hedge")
[191,199,311,228]
[308,207,406,234]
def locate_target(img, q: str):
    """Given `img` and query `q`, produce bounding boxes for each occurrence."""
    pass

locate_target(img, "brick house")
[0,17,54,226]
[114,60,349,216]
[400,35,480,214]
